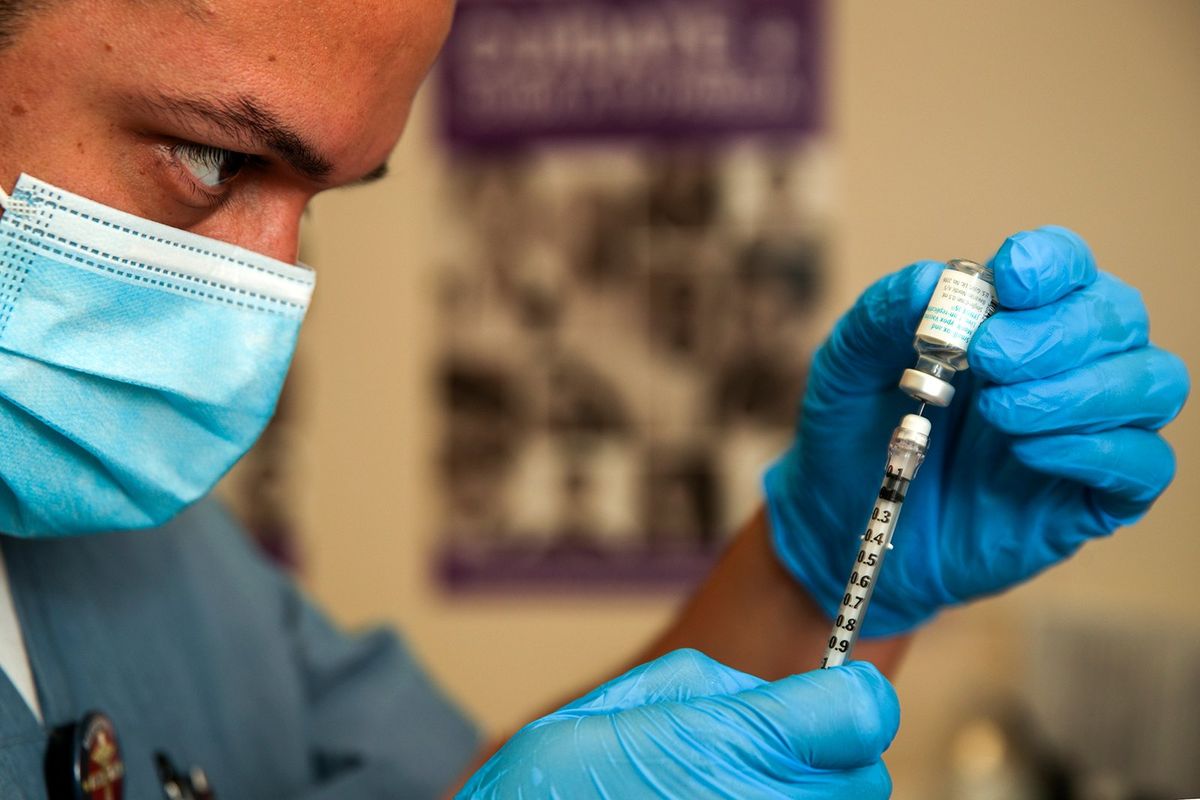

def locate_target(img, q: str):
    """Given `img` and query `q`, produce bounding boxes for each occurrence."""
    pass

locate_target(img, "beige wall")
[288,1,1199,795]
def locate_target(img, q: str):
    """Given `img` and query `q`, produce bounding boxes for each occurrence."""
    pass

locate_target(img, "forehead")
[87,0,453,175]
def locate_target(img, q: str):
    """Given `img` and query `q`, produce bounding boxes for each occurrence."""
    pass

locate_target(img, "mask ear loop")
[0,181,30,216]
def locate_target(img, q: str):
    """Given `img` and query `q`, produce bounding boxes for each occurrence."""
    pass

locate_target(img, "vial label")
[915,269,998,350]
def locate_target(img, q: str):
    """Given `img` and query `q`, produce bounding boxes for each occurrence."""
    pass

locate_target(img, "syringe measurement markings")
[820,503,897,667]
[820,473,909,669]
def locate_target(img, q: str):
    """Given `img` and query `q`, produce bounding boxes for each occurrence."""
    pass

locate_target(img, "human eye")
[164,142,254,203]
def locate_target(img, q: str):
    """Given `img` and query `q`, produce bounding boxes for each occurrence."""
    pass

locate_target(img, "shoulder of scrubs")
[0,499,481,800]
[197,501,483,797]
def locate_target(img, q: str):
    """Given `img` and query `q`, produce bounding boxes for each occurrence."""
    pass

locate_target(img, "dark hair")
[0,0,49,48]
[0,2,208,48]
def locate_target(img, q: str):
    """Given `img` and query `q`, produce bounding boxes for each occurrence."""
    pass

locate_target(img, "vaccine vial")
[899,259,998,407]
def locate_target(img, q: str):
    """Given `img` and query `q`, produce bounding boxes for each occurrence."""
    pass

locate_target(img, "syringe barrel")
[820,415,929,669]
[885,436,927,485]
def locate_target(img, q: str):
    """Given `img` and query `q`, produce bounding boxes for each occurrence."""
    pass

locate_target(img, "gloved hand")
[459,649,898,799]
[766,226,1189,636]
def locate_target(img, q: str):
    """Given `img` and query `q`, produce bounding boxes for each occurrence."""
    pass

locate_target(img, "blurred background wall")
[230,1,1199,797]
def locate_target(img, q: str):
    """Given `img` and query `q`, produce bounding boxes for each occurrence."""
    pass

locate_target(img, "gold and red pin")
[45,711,125,800]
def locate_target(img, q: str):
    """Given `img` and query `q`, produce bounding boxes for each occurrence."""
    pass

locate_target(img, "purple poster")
[432,0,829,590]
[440,0,823,147]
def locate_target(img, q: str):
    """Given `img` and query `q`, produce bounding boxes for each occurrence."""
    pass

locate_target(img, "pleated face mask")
[0,174,315,536]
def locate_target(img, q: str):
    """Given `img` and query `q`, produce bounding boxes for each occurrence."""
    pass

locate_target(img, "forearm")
[637,505,911,680]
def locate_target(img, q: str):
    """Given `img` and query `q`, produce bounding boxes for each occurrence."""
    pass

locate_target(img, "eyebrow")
[354,162,389,185]
[141,92,338,182]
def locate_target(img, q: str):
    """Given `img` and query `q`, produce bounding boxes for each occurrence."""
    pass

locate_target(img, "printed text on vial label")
[915,272,996,350]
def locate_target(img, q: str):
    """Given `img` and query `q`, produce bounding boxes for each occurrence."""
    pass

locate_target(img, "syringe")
[820,413,930,668]
[820,257,996,668]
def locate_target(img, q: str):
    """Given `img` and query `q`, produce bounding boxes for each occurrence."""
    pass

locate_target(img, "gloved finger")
[802,761,893,800]
[814,260,943,394]
[556,649,763,715]
[680,661,899,771]
[970,272,1149,384]
[988,226,1098,310]
[977,347,1188,436]
[1010,428,1176,525]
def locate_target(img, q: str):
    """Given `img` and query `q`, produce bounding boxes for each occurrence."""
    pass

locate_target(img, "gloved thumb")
[555,648,763,716]
[810,261,943,398]
[676,661,900,771]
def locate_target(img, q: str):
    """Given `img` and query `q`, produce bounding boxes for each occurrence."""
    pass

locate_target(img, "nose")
[191,189,310,264]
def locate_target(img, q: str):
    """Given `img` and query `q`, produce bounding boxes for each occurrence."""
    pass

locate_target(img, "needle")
[916,402,927,417]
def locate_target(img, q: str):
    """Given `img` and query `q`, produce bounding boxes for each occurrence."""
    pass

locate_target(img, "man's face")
[0,0,453,262]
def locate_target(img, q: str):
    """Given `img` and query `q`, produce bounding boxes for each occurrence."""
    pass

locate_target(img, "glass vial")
[899,258,998,407]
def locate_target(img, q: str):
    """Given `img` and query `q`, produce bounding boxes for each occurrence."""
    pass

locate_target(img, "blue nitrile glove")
[766,226,1189,637]
[459,650,897,799]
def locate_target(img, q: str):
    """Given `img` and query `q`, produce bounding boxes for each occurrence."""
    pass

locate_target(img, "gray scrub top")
[0,500,481,799]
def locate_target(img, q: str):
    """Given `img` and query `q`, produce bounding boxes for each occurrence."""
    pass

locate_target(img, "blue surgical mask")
[0,174,314,536]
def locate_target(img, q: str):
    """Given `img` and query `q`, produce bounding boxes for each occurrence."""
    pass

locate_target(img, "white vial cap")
[900,368,955,407]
